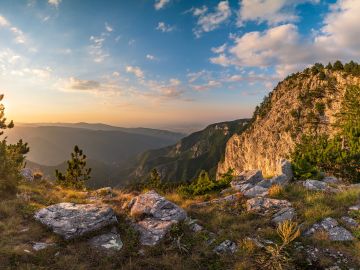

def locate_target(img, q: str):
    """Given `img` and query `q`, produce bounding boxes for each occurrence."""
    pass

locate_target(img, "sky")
[0,0,360,130]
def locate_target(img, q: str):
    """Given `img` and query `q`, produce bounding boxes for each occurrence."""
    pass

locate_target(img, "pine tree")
[55,145,91,189]
[333,60,344,70]
[0,94,29,195]
[147,168,161,190]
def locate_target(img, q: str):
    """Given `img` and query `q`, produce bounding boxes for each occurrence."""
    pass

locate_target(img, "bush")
[178,168,234,197]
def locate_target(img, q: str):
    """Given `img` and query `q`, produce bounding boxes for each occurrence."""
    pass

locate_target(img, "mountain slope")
[129,119,249,183]
[218,64,360,177]
[6,125,184,166]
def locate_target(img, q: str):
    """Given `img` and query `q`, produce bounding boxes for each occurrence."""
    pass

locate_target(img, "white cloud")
[126,66,144,79]
[89,35,109,63]
[212,0,360,79]
[315,0,360,55]
[0,15,27,44]
[105,22,113,32]
[156,22,175,33]
[211,43,227,54]
[193,1,231,38]
[65,77,100,90]
[146,54,157,61]
[237,0,319,27]
[209,53,231,67]
[0,15,10,27]
[192,80,221,91]
[48,0,61,8]
[154,0,170,10]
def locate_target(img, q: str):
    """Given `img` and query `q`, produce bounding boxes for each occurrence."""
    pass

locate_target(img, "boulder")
[21,168,33,181]
[88,231,123,252]
[129,191,187,246]
[246,197,292,212]
[231,170,263,188]
[270,174,289,186]
[341,216,359,228]
[213,240,237,254]
[233,183,254,192]
[130,190,186,221]
[303,180,328,191]
[257,179,272,188]
[305,217,354,241]
[322,176,339,184]
[34,203,117,240]
[349,204,360,211]
[243,186,268,198]
[185,218,203,233]
[132,218,174,246]
[32,242,55,251]
[279,159,293,181]
[271,207,296,225]
[191,193,241,208]
[95,187,113,197]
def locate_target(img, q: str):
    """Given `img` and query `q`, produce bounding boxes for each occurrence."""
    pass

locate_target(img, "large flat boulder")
[271,207,296,225]
[305,217,354,241]
[231,170,263,189]
[34,203,117,240]
[246,197,292,212]
[129,191,187,246]
[243,186,268,198]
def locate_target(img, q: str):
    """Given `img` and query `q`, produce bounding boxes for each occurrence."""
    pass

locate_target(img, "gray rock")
[327,226,354,241]
[34,203,117,240]
[271,207,296,225]
[129,191,187,246]
[341,216,359,228]
[349,204,360,211]
[32,242,55,251]
[231,170,263,188]
[130,190,186,221]
[270,174,289,186]
[257,179,273,188]
[246,197,292,212]
[322,176,339,184]
[279,159,293,181]
[185,218,203,232]
[243,186,269,198]
[233,182,254,192]
[21,168,33,181]
[305,217,354,241]
[133,218,174,246]
[303,179,328,191]
[213,240,237,254]
[191,193,241,208]
[89,231,123,251]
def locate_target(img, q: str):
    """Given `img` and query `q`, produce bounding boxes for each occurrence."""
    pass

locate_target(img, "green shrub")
[178,168,234,197]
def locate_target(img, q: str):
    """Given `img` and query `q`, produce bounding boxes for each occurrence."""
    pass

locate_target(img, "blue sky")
[0,0,359,130]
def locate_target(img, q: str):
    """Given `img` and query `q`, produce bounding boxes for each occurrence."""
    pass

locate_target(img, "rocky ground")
[1,166,360,269]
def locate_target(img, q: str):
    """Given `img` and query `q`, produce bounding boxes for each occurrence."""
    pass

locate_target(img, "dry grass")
[268,184,284,198]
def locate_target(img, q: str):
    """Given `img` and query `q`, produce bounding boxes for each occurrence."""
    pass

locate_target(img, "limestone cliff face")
[217,69,360,177]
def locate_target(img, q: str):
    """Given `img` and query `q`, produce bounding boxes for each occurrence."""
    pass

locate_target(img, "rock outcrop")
[88,230,123,252]
[34,203,118,240]
[129,191,187,246]
[217,70,360,177]
[305,217,354,241]
[213,240,237,254]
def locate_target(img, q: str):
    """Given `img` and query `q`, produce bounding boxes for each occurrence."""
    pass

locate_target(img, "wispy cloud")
[0,15,27,44]
[156,22,175,33]
[154,0,170,10]
[192,1,231,38]
[126,65,144,79]
[105,22,113,32]
[48,0,61,8]
[146,54,158,61]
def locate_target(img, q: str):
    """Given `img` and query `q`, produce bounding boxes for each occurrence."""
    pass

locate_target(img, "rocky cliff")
[218,66,360,177]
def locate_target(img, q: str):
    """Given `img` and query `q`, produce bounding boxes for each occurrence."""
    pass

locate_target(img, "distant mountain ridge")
[128,119,250,183]
[6,123,184,166]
